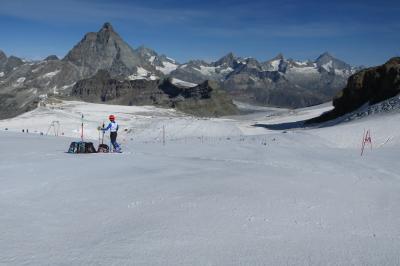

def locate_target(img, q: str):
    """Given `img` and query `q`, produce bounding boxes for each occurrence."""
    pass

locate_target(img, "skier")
[102,115,121,152]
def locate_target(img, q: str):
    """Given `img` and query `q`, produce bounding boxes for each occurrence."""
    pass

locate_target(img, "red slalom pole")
[361,129,366,156]
[361,129,372,156]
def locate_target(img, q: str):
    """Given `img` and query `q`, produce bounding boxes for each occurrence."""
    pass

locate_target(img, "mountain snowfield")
[1,100,400,265]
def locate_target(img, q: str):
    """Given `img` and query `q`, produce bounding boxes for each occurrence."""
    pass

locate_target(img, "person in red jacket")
[102,115,121,152]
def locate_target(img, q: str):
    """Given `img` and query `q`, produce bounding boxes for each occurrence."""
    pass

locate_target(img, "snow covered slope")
[0,101,243,142]
[1,101,400,265]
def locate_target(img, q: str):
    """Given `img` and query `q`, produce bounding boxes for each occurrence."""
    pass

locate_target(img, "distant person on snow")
[102,115,121,152]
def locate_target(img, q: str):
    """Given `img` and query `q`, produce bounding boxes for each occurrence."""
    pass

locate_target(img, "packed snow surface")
[1,100,400,265]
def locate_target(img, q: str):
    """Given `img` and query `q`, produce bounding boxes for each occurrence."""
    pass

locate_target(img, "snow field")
[0,100,400,265]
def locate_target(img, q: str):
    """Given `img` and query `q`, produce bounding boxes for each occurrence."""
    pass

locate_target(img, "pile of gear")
[68,114,121,154]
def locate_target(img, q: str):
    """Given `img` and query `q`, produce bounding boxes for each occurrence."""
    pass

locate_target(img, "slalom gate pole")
[81,114,84,141]
[360,129,365,156]
[98,127,101,145]
[368,130,372,150]
[361,129,372,156]
[101,122,105,144]
[163,125,165,146]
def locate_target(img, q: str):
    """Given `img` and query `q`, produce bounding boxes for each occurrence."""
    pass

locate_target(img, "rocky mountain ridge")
[169,51,359,108]
[0,22,359,119]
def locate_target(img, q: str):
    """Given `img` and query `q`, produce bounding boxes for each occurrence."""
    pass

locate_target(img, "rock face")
[168,80,240,117]
[71,71,239,117]
[71,70,165,106]
[63,22,153,77]
[308,57,400,123]
[0,52,24,74]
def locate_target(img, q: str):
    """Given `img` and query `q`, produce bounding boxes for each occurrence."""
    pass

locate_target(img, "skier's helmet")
[109,115,115,121]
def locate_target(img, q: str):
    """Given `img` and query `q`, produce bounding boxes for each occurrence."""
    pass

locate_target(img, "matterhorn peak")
[63,22,143,77]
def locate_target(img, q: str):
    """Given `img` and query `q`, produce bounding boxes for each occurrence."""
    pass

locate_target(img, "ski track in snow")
[0,100,400,265]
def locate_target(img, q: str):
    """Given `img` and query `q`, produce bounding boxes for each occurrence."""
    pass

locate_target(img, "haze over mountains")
[0,22,360,119]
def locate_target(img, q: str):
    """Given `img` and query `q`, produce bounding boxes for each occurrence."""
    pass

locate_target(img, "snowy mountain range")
[0,22,360,119]
[169,51,360,108]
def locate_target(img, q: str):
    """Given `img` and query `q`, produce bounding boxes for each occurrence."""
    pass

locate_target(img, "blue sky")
[0,0,399,66]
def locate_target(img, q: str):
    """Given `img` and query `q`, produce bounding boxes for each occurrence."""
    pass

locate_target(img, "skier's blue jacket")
[103,121,119,132]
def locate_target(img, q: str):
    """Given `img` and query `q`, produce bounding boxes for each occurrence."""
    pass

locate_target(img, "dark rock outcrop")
[71,70,164,105]
[0,91,39,119]
[71,71,238,117]
[308,57,400,123]
[167,80,240,117]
